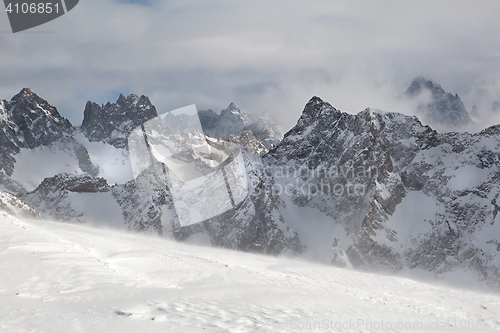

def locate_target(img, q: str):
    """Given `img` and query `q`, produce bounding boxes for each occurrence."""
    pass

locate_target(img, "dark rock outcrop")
[81,94,158,148]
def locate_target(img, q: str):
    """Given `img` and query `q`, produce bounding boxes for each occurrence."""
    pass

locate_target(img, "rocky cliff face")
[228,131,268,155]
[0,88,75,177]
[0,100,21,178]
[81,94,158,149]
[5,88,74,148]
[197,152,303,255]
[0,89,97,194]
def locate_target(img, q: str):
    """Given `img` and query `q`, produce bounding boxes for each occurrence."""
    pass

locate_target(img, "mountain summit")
[0,88,77,180]
[4,88,73,149]
[81,94,158,149]
[198,103,283,149]
[405,77,472,130]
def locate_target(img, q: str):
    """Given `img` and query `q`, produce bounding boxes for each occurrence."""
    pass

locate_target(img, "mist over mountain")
[404,77,473,131]
[1,86,500,290]
[198,103,283,149]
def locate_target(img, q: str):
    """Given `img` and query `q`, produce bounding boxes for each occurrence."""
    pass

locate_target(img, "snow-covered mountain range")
[268,97,500,287]
[1,86,500,289]
[0,88,299,255]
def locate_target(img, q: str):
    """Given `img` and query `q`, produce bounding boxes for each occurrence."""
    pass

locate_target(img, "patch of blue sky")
[116,0,154,7]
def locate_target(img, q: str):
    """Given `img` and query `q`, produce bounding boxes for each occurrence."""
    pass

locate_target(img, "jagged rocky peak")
[299,96,340,122]
[221,102,241,115]
[203,102,245,134]
[405,77,472,129]
[116,93,154,111]
[3,87,73,149]
[198,102,283,150]
[81,93,158,148]
[276,96,343,153]
[9,88,69,122]
[406,77,436,95]
[1,88,75,180]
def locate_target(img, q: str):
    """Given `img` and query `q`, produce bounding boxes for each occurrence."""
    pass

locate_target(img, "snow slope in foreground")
[1,213,500,333]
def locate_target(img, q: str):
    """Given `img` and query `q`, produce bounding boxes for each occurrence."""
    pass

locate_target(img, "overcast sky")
[1,0,500,130]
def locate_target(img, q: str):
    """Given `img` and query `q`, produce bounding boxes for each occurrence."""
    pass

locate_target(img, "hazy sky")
[1,0,500,130]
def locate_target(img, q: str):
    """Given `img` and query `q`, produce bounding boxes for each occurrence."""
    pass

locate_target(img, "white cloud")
[1,0,499,131]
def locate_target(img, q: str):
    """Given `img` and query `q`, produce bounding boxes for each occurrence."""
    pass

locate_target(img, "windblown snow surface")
[1,212,500,333]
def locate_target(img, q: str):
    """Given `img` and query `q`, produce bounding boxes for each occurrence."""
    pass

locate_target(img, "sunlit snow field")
[1,212,500,333]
